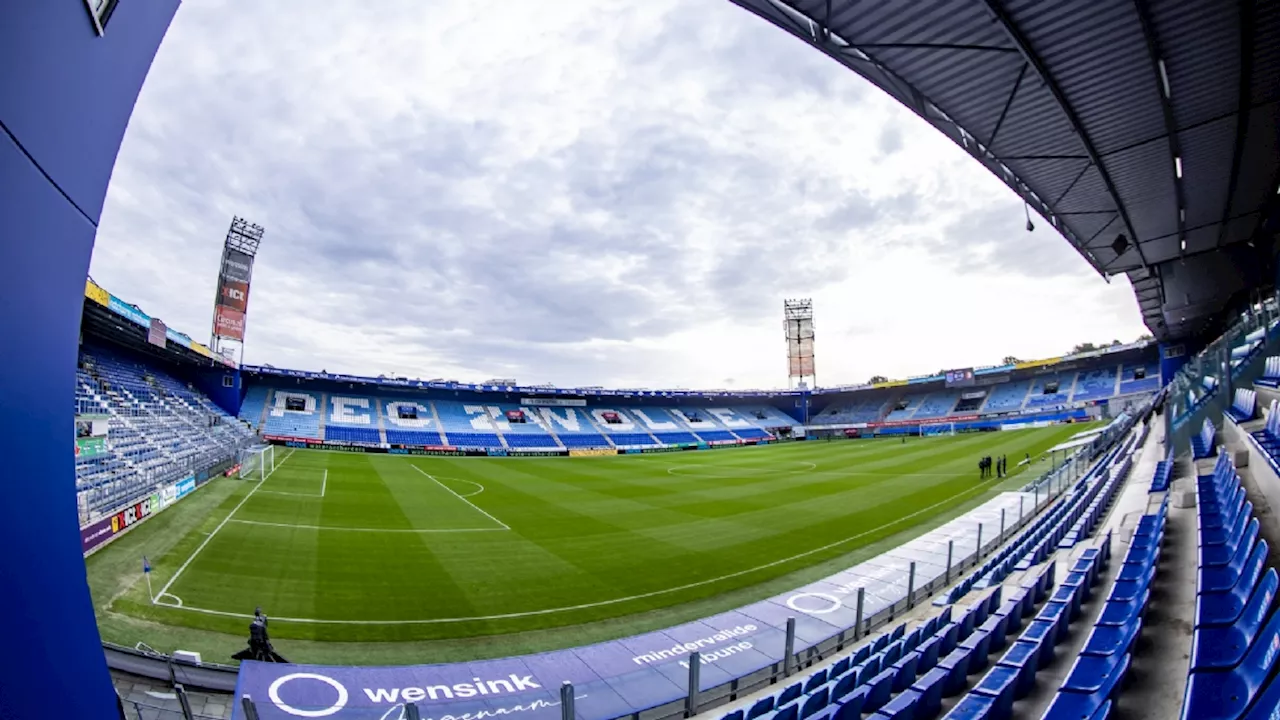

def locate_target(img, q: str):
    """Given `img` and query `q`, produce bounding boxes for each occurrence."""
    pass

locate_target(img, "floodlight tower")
[783,299,815,390]
[210,216,265,365]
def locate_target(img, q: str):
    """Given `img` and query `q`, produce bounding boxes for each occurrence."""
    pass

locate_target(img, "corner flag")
[143,556,151,574]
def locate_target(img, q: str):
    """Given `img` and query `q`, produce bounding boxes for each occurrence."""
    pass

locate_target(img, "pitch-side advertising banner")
[233,488,1053,720]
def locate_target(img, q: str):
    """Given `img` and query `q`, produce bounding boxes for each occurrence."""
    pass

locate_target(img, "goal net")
[239,445,276,481]
[919,422,956,437]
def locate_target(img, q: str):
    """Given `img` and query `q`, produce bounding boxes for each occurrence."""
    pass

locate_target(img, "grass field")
[89,424,1094,664]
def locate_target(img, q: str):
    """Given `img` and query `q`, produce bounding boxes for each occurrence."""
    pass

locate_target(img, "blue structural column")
[0,2,179,718]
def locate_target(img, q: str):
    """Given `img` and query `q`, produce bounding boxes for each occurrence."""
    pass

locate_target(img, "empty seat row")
[1059,458,1131,550]
[1148,452,1174,493]
[1227,388,1258,423]
[1038,503,1164,719]
[740,606,959,720]
[1254,356,1280,388]
[940,445,1133,608]
[946,544,1110,719]
[1180,453,1280,720]
[735,591,1022,720]
[1247,400,1280,481]
[1192,418,1217,460]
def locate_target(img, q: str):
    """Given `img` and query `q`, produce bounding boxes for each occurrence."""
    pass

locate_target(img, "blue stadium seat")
[1227,388,1258,423]
[1255,356,1280,388]
[1191,570,1278,671]
[1181,609,1280,720]
[871,687,921,720]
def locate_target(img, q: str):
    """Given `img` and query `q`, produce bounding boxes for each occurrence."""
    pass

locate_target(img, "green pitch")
[91,424,1093,663]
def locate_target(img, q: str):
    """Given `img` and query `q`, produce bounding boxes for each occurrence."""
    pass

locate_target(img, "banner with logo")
[568,448,616,457]
[148,317,167,348]
[214,305,246,341]
[213,245,255,341]
[233,489,1040,720]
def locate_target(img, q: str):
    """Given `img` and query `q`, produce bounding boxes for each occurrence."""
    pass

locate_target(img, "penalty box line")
[411,465,510,530]
[258,467,327,498]
[152,447,298,604]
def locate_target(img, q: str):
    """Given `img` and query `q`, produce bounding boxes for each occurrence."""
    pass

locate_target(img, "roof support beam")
[999,154,1088,161]
[1131,0,1187,256]
[981,0,1150,272]
[855,42,1019,53]
[1216,0,1255,247]
[987,64,1026,149]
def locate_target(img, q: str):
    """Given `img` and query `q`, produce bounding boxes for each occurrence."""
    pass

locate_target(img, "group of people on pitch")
[978,455,1008,479]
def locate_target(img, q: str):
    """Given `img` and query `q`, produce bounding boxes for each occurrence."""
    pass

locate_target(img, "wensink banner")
[235,491,1040,720]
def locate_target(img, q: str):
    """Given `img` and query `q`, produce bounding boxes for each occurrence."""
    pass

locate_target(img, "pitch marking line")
[151,448,298,603]
[227,518,505,533]
[411,465,510,530]
[259,468,327,498]
[665,461,817,477]
[153,465,1013,625]
[435,476,486,498]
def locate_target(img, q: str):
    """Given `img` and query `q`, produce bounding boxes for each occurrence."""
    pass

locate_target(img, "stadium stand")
[1118,363,1161,395]
[1230,326,1268,372]
[1227,388,1258,423]
[262,390,323,439]
[1257,357,1280,388]
[237,384,270,429]
[813,395,893,424]
[981,381,1031,413]
[1071,367,1119,401]
[1192,418,1217,460]
[886,394,927,421]
[1179,454,1280,720]
[913,391,960,420]
[381,396,446,445]
[1025,374,1073,408]
[75,347,253,519]
[324,394,382,444]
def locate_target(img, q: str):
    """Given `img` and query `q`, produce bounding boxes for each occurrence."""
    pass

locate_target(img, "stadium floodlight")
[239,445,275,482]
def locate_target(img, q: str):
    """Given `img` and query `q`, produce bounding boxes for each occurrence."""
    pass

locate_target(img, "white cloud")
[90,0,1148,389]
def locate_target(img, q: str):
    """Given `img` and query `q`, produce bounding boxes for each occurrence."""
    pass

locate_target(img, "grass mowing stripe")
[134,454,1018,625]
[90,423,1096,654]
[227,519,508,533]
[410,464,510,529]
[151,447,297,603]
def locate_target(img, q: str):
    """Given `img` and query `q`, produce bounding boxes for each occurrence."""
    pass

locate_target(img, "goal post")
[919,421,956,437]
[239,445,275,481]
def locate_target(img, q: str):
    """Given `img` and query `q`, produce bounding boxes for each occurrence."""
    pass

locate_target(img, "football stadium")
[6,2,1280,720]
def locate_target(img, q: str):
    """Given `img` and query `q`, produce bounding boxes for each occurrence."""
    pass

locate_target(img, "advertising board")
[568,448,617,457]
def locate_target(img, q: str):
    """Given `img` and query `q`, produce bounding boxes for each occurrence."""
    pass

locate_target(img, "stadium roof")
[729,0,1280,340]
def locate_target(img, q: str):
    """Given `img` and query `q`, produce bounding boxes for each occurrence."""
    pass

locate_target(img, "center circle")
[268,673,349,718]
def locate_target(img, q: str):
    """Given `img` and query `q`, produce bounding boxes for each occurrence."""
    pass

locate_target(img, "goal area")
[239,445,276,481]
[919,422,956,437]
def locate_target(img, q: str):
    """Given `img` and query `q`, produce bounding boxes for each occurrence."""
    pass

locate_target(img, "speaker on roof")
[1111,234,1130,256]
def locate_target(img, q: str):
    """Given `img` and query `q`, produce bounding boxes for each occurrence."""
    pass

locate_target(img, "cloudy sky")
[90,0,1149,389]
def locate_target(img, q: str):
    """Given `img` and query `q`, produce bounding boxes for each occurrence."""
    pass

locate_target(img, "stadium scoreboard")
[945,368,976,388]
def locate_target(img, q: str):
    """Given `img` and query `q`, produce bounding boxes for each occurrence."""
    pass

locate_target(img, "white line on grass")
[155,465,1013,625]
[257,467,327,497]
[435,475,485,497]
[227,519,506,533]
[151,448,297,603]
[410,465,510,530]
